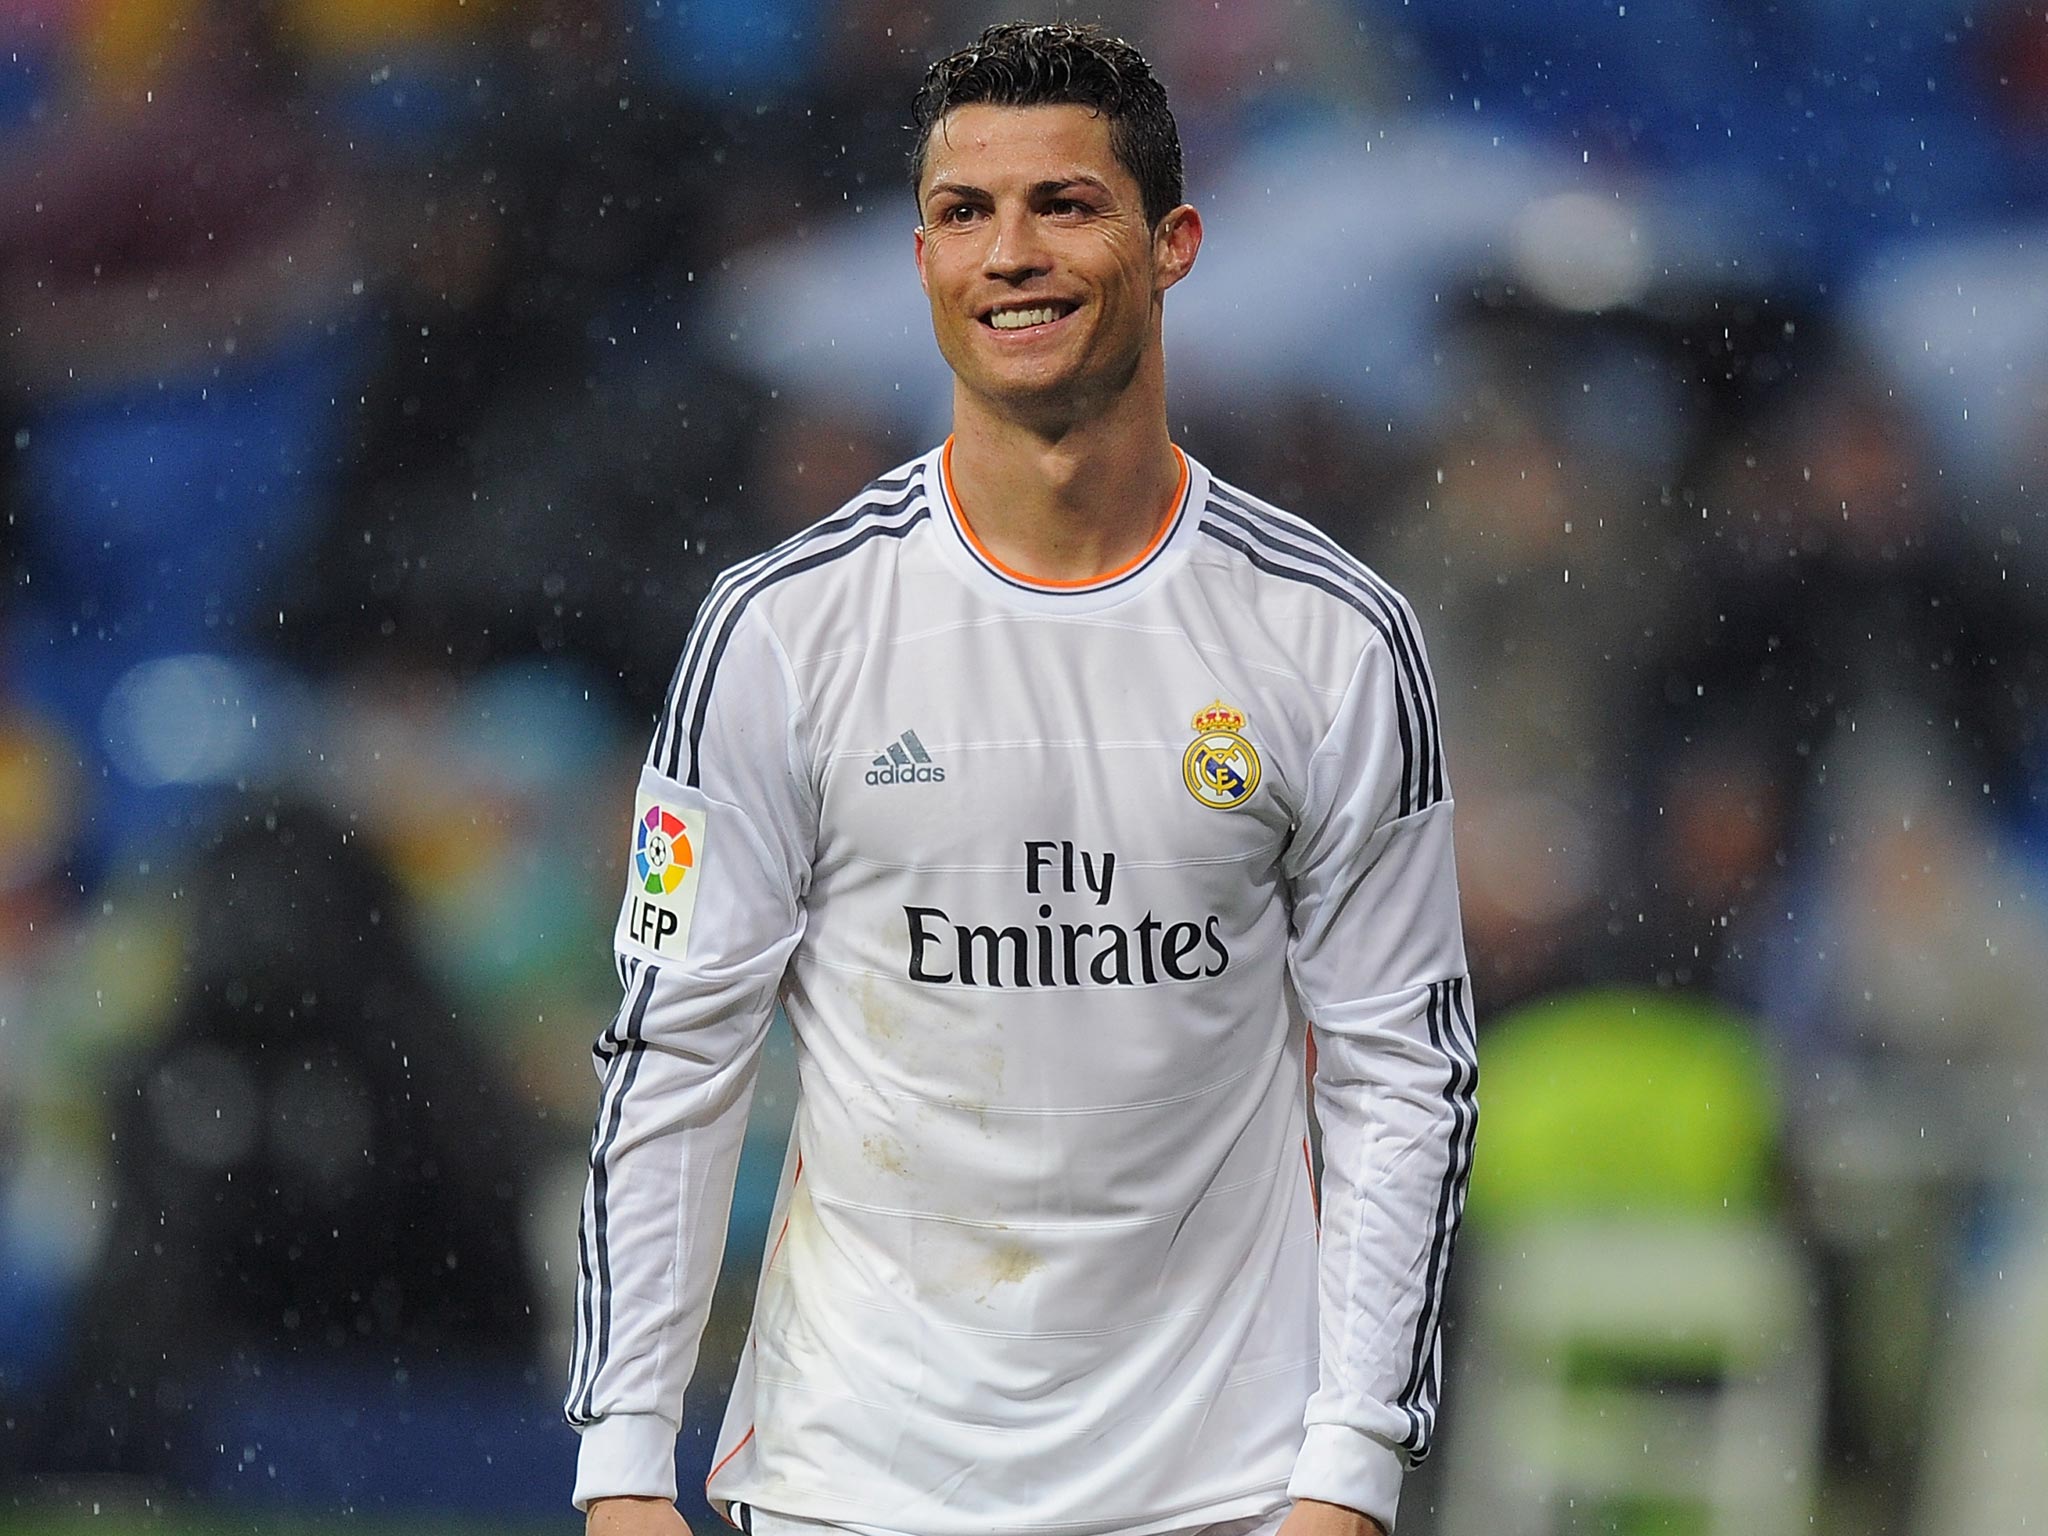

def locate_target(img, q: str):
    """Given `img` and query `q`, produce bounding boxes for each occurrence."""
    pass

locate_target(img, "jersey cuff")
[572,1411,680,1511]
[1287,1423,1405,1531]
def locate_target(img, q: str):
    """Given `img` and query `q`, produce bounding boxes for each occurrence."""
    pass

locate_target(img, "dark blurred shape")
[1658,362,2043,850]
[42,798,538,1481]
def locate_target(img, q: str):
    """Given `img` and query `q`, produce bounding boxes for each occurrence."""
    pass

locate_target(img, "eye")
[939,203,983,225]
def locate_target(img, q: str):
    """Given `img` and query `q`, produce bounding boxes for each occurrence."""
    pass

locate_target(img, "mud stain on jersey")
[976,1241,1045,1301]
[943,1044,1004,1132]
[854,974,902,1043]
[943,1095,991,1133]
[862,1133,909,1176]
[974,1042,1005,1091]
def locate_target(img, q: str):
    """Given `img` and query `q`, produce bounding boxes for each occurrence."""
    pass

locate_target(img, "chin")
[955,355,1069,395]
[977,374,1095,415]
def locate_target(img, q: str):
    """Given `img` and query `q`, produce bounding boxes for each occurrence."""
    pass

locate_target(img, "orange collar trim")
[939,436,1190,592]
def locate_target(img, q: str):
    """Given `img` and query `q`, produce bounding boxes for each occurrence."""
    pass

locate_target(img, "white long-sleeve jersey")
[566,444,1476,1535]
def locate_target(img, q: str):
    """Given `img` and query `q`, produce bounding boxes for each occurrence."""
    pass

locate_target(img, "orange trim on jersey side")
[1303,1136,1321,1232]
[940,436,1189,590]
[704,1153,805,1526]
[706,1424,757,1510]
[763,1152,805,1272]
[706,1154,801,1519]
[1303,1040,1320,1234]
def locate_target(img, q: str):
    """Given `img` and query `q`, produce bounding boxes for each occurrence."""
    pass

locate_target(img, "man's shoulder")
[701,448,942,622]
[1189,468,1422,641]
[795,448,942,546]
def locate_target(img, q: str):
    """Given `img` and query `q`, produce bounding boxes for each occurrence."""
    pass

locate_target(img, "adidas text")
[866,763,947,786]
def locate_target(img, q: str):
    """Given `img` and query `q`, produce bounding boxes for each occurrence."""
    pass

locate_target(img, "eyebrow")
[922,175,1114,209]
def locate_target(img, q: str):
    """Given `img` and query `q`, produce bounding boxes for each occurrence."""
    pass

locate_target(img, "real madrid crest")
[1183,701,1262,810]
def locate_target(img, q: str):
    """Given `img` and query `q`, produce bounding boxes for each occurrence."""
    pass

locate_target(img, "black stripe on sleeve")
[591,957,646,1067]
[1394,976,1479,1455]
[569,966,638,1417]
[649,468,923,775]
[567,954,649,1414]
[1206,486,1446,811]
[1221,485,1447,806]
[659,491,927,782]
[567,962,659,1424]
[1206,482,1436,677]
[566,1180,599,1422]
[1196,520,1418,817]
[677,506,931,787]
[1418,976,1480,1450]
[1393,980,1447,1449]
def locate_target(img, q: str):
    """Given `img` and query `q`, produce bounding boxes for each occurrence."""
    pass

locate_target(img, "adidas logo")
[866,729,946,786]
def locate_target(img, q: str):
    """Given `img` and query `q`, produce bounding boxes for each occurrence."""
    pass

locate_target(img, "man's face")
[914,103,1197,420]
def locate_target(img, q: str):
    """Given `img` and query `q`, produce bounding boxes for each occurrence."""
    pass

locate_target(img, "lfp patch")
[620,772,705,958]
[636,804,692,895]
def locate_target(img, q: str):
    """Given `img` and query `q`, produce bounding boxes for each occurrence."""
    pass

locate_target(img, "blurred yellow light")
[76,0,196,91]
[285,0,499,55]
[0,709,76,895]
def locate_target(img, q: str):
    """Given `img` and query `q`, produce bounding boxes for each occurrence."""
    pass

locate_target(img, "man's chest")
[789,612,1309,981]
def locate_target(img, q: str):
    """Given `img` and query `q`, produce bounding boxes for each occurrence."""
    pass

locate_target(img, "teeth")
[988,305,1064,330]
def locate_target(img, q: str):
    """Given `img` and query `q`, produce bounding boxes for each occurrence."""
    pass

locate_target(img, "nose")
[982,203,1050,283]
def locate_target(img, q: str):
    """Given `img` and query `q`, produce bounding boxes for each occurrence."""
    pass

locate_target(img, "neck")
[944,359,1182,585]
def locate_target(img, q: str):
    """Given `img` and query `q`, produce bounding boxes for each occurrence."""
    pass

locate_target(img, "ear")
[1152,203,1203,294]
[914,223,930,296]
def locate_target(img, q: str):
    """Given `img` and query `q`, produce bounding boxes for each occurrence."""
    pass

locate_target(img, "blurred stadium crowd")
[1,0,2046,1531]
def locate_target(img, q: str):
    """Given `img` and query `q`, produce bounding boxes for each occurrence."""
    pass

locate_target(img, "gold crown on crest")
[1191,701,1246,734]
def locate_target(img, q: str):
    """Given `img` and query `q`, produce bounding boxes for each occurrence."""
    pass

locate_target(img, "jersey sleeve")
[565,598,816,1511]
[1280,601,1476,1533]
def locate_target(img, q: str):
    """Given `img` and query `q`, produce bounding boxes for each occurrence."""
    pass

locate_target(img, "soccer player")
[568,22,1475,1536]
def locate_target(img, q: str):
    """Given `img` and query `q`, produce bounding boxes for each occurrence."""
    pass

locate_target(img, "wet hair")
[909,22,1184,227]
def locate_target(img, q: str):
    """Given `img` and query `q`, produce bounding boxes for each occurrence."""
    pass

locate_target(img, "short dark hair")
[909,22,1184,227]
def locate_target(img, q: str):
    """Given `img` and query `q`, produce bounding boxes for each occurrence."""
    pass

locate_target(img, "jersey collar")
[932,436,1200,609]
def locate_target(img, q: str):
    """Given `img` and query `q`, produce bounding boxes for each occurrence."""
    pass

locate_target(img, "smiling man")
[568,23,1475,1536]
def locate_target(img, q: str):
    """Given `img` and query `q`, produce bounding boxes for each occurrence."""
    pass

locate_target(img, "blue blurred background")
[1,0,2045,1531]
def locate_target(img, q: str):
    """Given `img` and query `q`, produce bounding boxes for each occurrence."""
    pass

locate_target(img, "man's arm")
[566,601,816,1515]
[1280,602,1476,1536]
[1277,1497,1388,1536]
[587,1495,694,1535]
